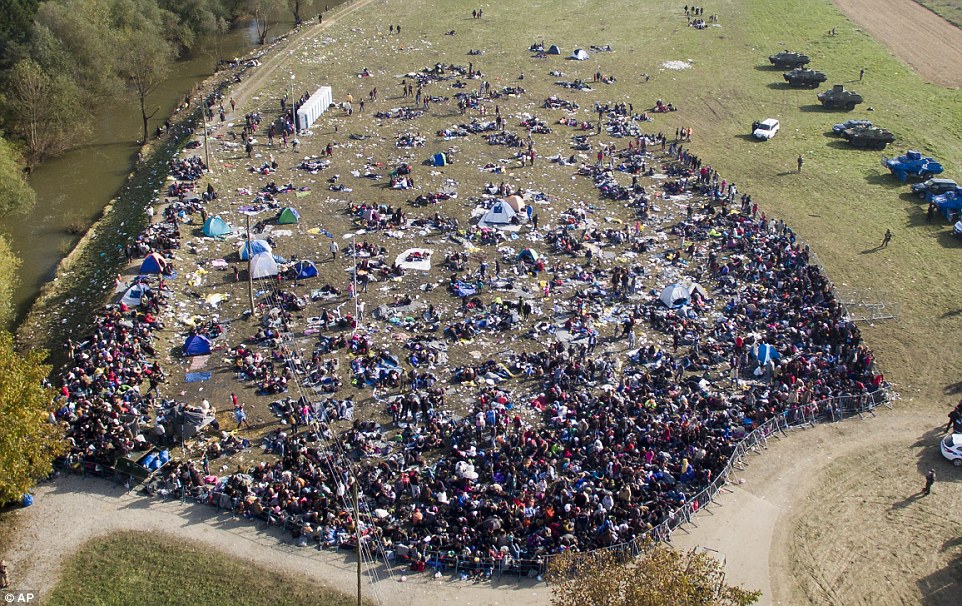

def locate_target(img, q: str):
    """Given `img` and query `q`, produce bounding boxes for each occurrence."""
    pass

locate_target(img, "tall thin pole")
[354,481,362,606]
[246,214,255,314]
[352,235,359,330]
[291,74,296,131]
[201,100,211,171]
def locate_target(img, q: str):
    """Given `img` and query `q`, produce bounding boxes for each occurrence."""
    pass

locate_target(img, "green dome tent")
[277,207,301,224]
[202,216,231,237]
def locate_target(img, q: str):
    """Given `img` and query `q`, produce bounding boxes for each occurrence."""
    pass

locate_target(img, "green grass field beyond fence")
[46,531,363,606]
[915,0,962,28]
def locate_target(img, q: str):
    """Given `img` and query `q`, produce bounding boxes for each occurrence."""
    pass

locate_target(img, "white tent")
[503,194,525,212]
[295,86,333,131]
[659,282,709,307]
[688,282,710,300]
[249,252,279,279]
[478,201,519,230]
[238,239,272,261]
[120,283,151,308]
[570,48,589,60]
[659,283,690,307]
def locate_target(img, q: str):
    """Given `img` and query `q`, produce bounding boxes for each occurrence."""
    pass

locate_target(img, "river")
[3,13,308,326]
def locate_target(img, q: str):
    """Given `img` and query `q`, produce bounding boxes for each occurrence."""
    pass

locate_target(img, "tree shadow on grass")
[936,230,962,249]
[824,139,862,151]
[864,172,905,189]
[917,549,962,606]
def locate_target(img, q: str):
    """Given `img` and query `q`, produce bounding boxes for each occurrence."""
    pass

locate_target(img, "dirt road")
[832,0,962,86]
[3,475,549,606]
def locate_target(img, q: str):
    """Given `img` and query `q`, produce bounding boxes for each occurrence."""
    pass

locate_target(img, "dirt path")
[3,475,549,606]
[673,407,962,606]
[223,0,378,114]
[831,0,962,87]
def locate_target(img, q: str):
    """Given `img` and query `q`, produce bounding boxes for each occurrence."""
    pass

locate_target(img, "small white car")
[752,118,780,140]
[940,433,962,466]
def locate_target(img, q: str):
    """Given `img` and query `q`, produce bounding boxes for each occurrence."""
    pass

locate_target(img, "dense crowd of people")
[46,15,891,582]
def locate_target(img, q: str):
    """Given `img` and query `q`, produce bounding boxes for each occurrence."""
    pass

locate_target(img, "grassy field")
[915,0,962,28]
[46,531,366,606]
[239,0,962,407]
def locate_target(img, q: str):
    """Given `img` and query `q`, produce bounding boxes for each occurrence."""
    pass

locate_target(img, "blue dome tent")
[294,260,318,280]
[139,252,169,275]
[183,334,212,356]
[238,239,272,261]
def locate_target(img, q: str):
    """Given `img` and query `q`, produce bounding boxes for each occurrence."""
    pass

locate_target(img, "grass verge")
[914,1,962,28]
[46,530,367,606]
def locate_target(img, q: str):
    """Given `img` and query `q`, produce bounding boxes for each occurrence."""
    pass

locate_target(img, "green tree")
[248,0,274,44]
[0,331,64,503]
[546,546,762,606]
[288,0,312,24]
[0,134,35,216]
[0,235,21,326]
[4,58,90,162]
[116,28,176,144]
[0,0,40,68]
[30,0,124,107]
[0,134,34,326]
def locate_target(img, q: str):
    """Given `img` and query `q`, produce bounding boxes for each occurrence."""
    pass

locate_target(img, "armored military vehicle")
[882,150,944,182]
[769,51,810,68]
[783,67,827,87]
[817,84,863,110]
[843,126,895,150]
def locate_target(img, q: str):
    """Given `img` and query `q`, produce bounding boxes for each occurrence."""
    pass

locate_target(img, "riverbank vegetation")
[0,332,63,504]
[0,0,314,164]
[0,136,34,325]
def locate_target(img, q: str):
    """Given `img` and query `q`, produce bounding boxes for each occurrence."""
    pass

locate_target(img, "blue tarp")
[754,343,781,365]
[454,282,477,297]
[432,152,447,166]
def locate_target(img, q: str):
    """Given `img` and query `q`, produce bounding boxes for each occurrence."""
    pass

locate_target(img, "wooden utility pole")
[201,99,212,171]
[246,214,255,314]
[354,481,362,606]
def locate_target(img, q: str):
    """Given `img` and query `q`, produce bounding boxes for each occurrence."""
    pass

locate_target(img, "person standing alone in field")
[796,154,804,173]
[881,229,892,248]
[922,468,935,496]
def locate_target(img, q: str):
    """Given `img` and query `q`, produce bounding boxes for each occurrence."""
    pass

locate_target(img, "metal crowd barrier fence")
[537,385,893,576]
[50,386,894,579]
